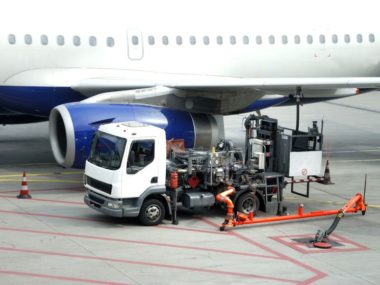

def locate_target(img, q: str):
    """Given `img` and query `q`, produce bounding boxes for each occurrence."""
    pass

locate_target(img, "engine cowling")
[49,103,224,168]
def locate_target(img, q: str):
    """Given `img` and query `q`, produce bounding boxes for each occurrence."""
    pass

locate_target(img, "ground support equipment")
[312,192,367,248]
[218,191,366,231]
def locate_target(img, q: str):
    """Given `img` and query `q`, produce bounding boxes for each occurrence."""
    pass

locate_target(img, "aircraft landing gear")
[294,86,304,133]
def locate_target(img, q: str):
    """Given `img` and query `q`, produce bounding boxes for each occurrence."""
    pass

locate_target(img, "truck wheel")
[139,199,165,226]
[236,192,260,215]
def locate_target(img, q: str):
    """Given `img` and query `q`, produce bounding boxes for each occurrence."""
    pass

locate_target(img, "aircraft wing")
[74,76,380,91]
[77,76,380,114]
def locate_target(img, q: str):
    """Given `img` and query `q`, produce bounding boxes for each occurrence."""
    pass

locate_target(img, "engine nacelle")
[49,103,224,168]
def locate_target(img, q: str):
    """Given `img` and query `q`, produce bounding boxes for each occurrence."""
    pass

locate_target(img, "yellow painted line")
[0,179,82,183]
[368,205,380,209]
[0,172,82,178]
[286,196,380,209]
[0,163,57,167]
[286,196,349,205]
[335,159,380,163]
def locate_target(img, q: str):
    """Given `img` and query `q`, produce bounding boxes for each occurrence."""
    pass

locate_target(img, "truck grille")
[87,176,112,194]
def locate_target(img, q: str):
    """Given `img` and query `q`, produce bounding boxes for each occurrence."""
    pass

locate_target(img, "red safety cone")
[17,171,31,199]
[322,160,334,185]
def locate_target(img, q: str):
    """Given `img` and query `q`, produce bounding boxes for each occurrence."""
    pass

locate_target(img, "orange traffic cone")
[17,171,31,199]
[322,160,334,185]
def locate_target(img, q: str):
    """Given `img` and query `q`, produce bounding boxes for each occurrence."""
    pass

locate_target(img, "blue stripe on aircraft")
[0,86,289,120]
[0,86,85,116]
[243,96,289,112]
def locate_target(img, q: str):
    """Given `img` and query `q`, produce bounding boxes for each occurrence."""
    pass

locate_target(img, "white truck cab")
[84,121,169,225]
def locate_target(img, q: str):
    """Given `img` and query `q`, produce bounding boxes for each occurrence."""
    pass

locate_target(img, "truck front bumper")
[84,189,140,218]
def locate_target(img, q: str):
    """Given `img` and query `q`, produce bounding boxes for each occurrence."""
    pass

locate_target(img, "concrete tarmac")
[0,92,379,284]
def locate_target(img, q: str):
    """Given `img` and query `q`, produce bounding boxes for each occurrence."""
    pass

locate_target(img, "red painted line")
[230,232,327,285]
[270,234,368,255]
[0,270,130,285]
[0,226,276,259]
[0,194,84,206]
[195,215,226,229]
[158,224,229,235]
[0,210,98,222]
[198,217,327,285]
[0,210,242,237]
[0,246,299,284]
[0,187,82,194]
[331,233,369,251]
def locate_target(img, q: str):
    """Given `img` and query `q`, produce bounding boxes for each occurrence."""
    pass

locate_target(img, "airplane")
[1,0,380,168]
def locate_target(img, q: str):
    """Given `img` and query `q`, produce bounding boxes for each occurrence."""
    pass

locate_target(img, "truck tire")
[139,199,165,226]
[235,192,260,215]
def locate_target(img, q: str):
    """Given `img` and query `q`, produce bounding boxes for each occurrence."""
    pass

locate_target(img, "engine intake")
[49,103,224,168]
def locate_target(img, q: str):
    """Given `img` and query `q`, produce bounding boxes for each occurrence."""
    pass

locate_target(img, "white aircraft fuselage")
[2,0,380,168]
[0,0,379,121]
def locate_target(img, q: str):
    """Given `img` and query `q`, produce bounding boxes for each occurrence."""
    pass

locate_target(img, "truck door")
[125,139,158,198]
[127,29,144,60]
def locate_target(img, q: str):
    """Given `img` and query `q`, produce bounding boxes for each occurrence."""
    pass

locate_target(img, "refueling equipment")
[83,114,339,227]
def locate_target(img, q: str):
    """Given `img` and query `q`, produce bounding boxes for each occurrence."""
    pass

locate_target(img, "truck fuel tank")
[182,192,215,209]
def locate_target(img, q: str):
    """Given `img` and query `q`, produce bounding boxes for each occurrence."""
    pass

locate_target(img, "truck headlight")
[107,200,122,209]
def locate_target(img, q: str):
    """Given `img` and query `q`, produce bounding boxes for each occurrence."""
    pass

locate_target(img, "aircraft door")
[127,30,144,60]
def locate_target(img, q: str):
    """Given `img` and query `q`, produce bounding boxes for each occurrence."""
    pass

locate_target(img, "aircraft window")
[162,36,169,45]
[190,36,196,45]
[243,35,249,45]
[319,35,326,44]
[332,34,338,44]
[256,36,262,45]
[356,34,363,43]
[269,35,275,45]
[344,34,350,43]
[176,36,183,45]
[281,35,288,44]
[216,35,223,45]
[24,34,32,45]
[107,37,115,47]
[203,36,210,45]
[57,35,65,46]
[89,36,97,46]
[132,36,139,45]
[294,35,301,44]
[307,35,313,44]
[73,35,81,46]
[148,36,155,45]
[369,33,375,43]
[41,35,48,45]
[230,36,236,45]
[8,34,16,45]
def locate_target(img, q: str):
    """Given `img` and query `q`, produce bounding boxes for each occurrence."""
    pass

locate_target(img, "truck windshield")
[88,132,126,170]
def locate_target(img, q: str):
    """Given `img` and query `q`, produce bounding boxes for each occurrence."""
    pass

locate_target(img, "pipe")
[216,186,236,228]
[312,193,366,247]
[220,193,366,230]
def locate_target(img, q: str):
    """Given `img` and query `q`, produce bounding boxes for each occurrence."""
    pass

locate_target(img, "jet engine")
[49,103,224,168]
